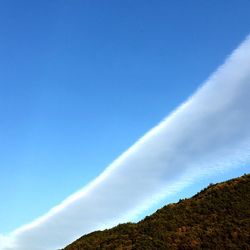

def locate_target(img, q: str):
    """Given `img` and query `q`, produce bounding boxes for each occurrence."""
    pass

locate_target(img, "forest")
[64,173,250,249]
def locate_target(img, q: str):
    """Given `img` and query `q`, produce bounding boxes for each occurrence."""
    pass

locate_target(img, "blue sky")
[1,0,250,234]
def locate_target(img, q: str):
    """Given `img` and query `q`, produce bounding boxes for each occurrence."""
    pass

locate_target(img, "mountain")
[63,174,250,249]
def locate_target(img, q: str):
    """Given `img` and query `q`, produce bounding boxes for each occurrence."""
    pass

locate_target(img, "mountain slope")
[63,174,250,249]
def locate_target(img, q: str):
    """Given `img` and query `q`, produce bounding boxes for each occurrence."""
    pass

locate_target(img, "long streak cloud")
[2,36,250,250]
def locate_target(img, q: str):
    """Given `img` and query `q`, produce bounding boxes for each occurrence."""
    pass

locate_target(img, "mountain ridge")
[63,173,250,249]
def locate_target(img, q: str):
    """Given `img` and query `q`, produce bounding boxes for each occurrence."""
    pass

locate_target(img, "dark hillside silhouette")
[63,173,250,249]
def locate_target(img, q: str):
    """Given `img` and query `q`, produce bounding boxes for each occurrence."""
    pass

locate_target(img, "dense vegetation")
[64,174,250,249]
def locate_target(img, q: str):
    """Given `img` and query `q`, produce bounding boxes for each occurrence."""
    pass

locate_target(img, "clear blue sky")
[1,0,250,233]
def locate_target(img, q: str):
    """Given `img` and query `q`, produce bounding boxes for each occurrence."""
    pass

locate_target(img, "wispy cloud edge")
[2,35,250,250]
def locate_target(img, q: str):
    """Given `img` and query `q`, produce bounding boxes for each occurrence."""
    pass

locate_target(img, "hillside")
[63,174,250,249]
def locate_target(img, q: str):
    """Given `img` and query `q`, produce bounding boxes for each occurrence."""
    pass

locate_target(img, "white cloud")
[1,36,250,250]
[0,234,13,250]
